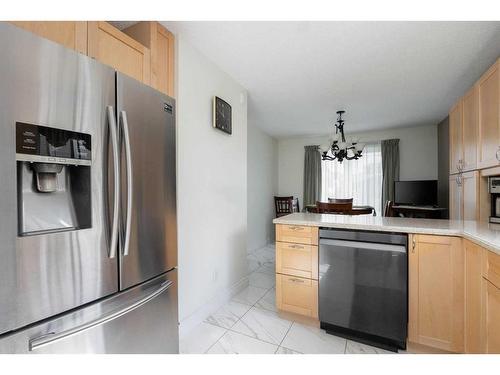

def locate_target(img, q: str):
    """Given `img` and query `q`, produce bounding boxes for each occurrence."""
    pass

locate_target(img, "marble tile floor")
[180,245,397,354]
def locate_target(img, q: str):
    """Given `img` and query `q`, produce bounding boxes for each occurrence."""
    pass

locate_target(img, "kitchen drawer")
[276,224,318,245]
[276,241,318,280]
[276,274,318,318]
[483,250,500,289]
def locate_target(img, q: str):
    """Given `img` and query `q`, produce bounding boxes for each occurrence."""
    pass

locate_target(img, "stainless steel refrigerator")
[0,23,178,353]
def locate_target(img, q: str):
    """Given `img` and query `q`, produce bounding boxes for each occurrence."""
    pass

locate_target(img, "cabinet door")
[120,22,175,97]
[449,100,463,174]
[462,171,479,221]
[10,21,87,54]
[276,274,318,318]
[462,86,478,171]
[151,23,175,97]
[478,59,500,169]
[87,22,150,85]
[276,242,318,280]
[449,175,462,221]
[408,235,464,352]
[481,279,500,353]
[464,240,482,353]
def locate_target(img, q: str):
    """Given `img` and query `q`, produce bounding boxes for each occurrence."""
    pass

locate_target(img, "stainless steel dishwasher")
[319,228,408,351]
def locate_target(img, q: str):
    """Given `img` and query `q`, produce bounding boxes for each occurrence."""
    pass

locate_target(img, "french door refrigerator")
[0,23,178,353]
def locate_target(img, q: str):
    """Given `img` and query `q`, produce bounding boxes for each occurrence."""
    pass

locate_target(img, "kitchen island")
[272,213,500,354]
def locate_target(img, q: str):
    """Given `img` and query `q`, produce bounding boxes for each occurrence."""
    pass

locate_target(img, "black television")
[394,180,438,206]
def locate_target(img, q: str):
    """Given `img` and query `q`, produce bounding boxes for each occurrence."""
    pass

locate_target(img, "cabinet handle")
[288,277,305,283]
[457,159,463,172]
[289,244,305,250]
[288,226,304,231]
[412,238,416,253]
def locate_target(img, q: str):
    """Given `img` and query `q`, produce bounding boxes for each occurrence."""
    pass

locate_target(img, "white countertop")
[273,213,500,255]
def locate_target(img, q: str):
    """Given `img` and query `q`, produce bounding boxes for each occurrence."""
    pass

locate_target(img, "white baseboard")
[179,276,249,338]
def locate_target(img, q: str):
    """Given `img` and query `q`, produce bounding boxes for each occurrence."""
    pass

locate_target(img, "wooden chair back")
[328,198,354,204]
[384,200,394,217]
[315,200,353,214]
[274,196,293,218]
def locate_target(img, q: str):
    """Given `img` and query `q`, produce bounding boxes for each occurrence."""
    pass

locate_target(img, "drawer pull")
[288,226,304,231]
[289,244,305,250]
[289,278,305,283]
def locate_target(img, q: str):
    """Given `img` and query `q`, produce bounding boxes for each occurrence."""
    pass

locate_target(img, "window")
[321,142,383,215]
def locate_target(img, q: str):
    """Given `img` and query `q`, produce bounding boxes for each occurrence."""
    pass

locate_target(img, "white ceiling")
[162,21,500,138]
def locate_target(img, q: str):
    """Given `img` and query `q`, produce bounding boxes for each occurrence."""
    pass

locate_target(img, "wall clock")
[213,96,232,135]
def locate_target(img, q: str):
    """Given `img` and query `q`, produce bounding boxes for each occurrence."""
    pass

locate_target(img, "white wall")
[247,122,278,253]
[278,124,438,206]
[176,36,248,323]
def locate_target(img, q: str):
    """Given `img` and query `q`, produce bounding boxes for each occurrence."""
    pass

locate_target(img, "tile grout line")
[275,321,294,354]
[204,328,230,354]
[202,248,277,353]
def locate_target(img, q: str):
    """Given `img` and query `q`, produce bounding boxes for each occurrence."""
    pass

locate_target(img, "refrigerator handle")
[120,110,133,257]
[107,106,119,259]
[28,280,173,352]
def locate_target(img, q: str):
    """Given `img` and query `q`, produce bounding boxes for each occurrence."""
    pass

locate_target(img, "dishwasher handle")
[320,238,407,254]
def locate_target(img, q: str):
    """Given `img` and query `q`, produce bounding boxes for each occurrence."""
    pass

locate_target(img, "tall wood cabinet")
[449,175,462,220]
[462,171,480,221]
[449,100,463,175]
[408,234,464,352]
[10,21,87,54]
[87,21,151,85]
[477,59,500,169]
[449,166,480,222]
[462,86,478,171]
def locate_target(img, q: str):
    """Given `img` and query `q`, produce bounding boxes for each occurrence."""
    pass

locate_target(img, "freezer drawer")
[0,270,178,354]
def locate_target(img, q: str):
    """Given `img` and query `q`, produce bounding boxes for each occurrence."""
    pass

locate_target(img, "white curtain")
[321,142,383,215]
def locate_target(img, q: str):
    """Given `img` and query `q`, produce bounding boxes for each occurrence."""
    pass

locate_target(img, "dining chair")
[328,198,354,204]
[274,196,293,218]
[315,201,353,214]
[384,200,394,217]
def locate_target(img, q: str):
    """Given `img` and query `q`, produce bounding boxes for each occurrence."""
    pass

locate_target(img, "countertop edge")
[273,216,500,255]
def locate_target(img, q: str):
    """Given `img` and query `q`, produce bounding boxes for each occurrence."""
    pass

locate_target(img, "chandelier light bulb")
[322,110,363,163]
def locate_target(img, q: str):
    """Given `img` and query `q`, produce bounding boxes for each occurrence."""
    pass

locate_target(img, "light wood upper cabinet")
[10,21,87,54]
[477,59,500,169]
[462,86,478,171]
[122,22,175,97]
[449,100,463,174]
[408,234,464,352]
[87,21,150,85]
[464,240,482,353]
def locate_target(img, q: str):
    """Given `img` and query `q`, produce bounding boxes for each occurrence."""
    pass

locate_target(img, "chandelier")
[321,111,364,163]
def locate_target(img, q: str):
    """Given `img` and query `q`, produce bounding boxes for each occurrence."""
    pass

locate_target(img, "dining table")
[304,204,376,216]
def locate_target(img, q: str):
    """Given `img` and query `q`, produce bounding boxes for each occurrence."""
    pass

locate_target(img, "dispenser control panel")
[16,122,91,166]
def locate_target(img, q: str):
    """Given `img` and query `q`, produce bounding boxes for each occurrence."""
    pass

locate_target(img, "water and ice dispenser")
[16,122,92,236]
